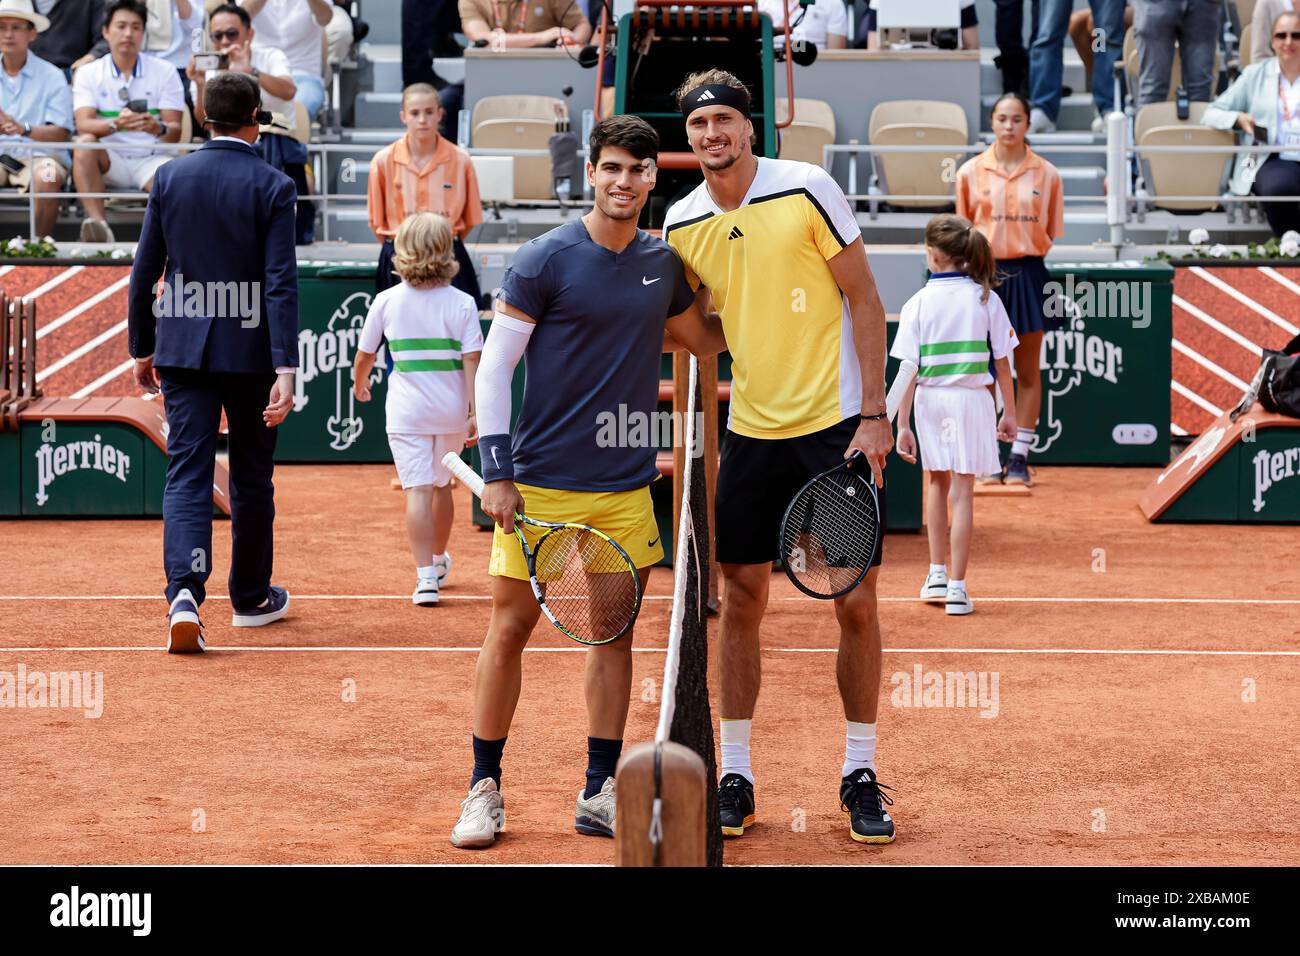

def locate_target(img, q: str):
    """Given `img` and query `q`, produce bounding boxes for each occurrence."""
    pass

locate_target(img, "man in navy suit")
[127,71,298,653]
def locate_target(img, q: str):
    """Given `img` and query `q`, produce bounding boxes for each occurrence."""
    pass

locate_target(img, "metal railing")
[3,125,1298,245]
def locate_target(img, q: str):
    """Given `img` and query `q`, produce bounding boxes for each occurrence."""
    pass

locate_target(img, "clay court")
[2,463,1297,866]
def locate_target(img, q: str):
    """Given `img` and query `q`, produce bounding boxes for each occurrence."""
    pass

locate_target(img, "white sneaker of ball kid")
[945,583,974,616]
[920,569,949,604]
[450,777,505,848]
[413,576,439,606]
[433,553,453,588]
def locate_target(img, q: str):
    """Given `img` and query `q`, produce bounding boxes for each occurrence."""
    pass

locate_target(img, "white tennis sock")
[843,721,877,778]
[1011,427,1034,458]
[929,563,947,576]
[950,578,966,591]
[720,718,754,784]
[417,565,437,581]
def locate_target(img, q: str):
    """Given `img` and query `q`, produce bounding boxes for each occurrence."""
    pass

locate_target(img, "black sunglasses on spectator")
[1274,31,1300,41]
[211,28,241,42]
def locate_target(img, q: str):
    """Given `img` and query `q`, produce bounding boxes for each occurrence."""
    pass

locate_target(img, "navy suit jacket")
[128,139,299,374]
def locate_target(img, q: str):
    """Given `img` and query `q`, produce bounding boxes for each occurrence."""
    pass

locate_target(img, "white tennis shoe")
[450,777,505,848]
[945,583,974,616]
[433,553,453,588]
[920,569,949,603]
[413,576,439,606]
[575,777,617,837]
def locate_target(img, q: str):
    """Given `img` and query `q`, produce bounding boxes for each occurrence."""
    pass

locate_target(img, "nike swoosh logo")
[491,447,500,467]
[642,277,661,286]
[648,536,660,547]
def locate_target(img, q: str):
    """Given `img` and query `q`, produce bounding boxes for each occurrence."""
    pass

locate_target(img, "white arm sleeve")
[476,311,535,443]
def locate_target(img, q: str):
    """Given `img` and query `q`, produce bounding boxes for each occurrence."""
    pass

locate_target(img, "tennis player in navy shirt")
[449,115,727,849]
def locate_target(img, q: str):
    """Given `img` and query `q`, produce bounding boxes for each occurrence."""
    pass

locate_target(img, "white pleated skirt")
[913,385,1001,476]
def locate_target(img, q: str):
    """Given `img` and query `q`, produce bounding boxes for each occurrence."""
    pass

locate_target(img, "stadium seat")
[291,101,313,146]
[471,95,566,202]
[776,98,836,168]
[867,100,967,209]
[1134,102,1233,212]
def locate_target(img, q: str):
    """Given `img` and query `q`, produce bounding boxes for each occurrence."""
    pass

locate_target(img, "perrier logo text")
[34,434,131,506]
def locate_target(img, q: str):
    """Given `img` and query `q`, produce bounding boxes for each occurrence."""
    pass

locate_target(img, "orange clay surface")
[1,465,1297,865]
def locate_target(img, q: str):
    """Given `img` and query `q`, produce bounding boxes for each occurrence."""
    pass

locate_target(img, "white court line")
[1171,379,1224,417]
[71,357,134,398]
[1258,265,1300,310]
[1189,266,1300,336]
[0,646,1295,657]
[0,265,13,279]
[1171,422,1189,437]
[1171,338,1250,392]
[1,595,1298,605]
[1172,295,1263,358]
[36,318,127,382]
[36,275,131,339]
[18,266,83,302]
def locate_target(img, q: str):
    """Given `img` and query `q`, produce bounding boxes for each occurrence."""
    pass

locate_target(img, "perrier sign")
[1028,262,1173,465]
[276,265,393,462]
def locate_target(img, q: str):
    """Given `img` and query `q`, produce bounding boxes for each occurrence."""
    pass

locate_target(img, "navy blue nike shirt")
[495,218,695,492]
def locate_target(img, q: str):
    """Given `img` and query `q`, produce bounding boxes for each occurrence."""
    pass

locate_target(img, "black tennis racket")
[442,453,643,644]
[778,360,918,599]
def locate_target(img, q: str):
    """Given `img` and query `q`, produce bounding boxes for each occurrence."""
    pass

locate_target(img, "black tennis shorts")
[715,417,887,566]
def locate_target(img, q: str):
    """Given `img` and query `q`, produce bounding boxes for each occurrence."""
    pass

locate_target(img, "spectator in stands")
[402,0,460,91]
[1068,4,1133,112]
[1028,0,1126,133]
[190,3,316,243]
[237,0,330,119]
[441,0,591,137]
[994,0,1039,94]
[148,2,205,99]
[325,0,366,66]
[863,0,979,51]
[0,0,73,237]
[761,0,848,50]
[1203,10,1300,237]
[32,0,104,74]
[955,92,1064,486]
[369,83,484,305]
[1130,0,1219,109]
[72,0,184,243]
[1252,0,1297,63]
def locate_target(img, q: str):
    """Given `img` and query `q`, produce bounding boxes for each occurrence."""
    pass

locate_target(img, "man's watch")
[21,122,31,137]
[250,66,261,80]
[155,120,169,139]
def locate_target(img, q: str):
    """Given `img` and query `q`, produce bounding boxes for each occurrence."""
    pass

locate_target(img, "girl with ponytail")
[955,91,1065,486]
[890,214,1019,615]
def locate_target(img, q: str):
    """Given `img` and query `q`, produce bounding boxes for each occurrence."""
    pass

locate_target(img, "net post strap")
[655,355,699,745]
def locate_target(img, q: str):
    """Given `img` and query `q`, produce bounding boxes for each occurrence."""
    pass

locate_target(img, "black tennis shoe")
[840,767,896,844]
[718,773,755,837]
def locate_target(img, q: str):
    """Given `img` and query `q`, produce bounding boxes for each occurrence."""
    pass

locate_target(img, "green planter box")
[1030,261,1174,464]
[276,263,392,463]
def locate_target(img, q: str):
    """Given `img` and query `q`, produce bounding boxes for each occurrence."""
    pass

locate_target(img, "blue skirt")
[993,256,1060,336]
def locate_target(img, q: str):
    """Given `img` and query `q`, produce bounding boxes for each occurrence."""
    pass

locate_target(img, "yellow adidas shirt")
[664,157,863,439]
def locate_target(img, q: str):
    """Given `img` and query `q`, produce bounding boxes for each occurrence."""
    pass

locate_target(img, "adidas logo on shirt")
[728,226,744,240]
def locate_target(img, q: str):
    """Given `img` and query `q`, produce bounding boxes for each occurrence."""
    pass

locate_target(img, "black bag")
[1231,333,1300,420]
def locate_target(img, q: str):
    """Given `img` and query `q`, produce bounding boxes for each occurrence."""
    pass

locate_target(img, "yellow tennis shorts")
[488,481,664,580]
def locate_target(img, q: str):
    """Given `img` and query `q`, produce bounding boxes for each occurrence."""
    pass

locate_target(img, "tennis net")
[653,354,722,866]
